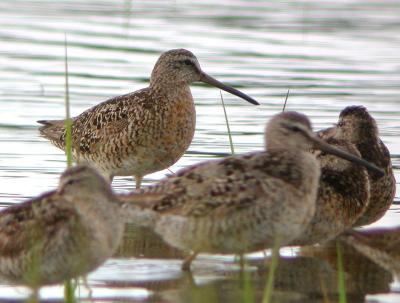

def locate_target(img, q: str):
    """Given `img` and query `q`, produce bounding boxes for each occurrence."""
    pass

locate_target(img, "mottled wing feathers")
[118,192,166,206]
[38,88,151,154]
[131,151,303,217]
[0,191,79,258]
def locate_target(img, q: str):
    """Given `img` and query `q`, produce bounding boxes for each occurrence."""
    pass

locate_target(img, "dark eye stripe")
[289,126,301,132]
[183,59,193,65]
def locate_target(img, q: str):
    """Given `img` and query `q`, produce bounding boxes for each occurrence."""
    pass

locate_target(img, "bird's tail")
[37,119,67,149]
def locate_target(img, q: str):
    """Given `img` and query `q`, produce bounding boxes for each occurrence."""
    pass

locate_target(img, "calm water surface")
[0,0,399,302]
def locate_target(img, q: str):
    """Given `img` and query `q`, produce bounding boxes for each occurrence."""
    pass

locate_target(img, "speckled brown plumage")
[291,137,370,245]
[317,106,395,226]
[38,49,259,189]
[0,165,124,295]
[120,111,382,270]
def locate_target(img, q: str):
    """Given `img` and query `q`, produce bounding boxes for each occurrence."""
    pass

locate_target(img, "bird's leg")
[239,253,245,271]
[183,268,197,287]
[134,175,142,190]
[182,251,198,271]
[81,275,93,300]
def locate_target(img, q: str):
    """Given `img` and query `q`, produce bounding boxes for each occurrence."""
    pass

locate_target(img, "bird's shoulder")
[74,88,152,130]
[0,191,80,258]
[70,88,159,153]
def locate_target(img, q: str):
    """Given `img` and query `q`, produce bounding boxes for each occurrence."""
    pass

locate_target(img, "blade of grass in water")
[282,89,290,112]
[64,34,73,168]
[124,0,132,31]
[336,241,347,303]
[220,91,234,155]
[64,279,76,303]
[262,237,280,303]
[242,258,255,303]
[63,33,76,303]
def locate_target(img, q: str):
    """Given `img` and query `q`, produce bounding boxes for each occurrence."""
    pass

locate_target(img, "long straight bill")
[311,136,384,177]
[200,72,260,105]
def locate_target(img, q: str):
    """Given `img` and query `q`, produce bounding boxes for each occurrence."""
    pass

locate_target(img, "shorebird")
[120,111,383,271]
[38,49,259,189]
[317,106,395,226]
[0,165,124,299]
[290,137,370,246]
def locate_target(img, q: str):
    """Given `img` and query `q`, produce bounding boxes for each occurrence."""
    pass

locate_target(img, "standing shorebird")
[318,106,395,226]
[119,112,383,271]
[0,165,124,299]
[38,49,259,189]
[290,137,370,246]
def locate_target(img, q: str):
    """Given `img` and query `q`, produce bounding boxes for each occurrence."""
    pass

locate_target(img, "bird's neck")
[73,191,120,220]
[150,81,193,101]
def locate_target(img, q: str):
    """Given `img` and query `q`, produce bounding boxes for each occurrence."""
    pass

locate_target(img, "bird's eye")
[284,123,301,132]
[66,179,76,185]
[282,122,303,133]
[338,121,345,127]
[183,59,192,66]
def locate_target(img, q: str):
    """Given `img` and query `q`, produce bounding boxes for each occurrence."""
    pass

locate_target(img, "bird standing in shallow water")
[120,111,383,271]
[290,137,370,246]
[38,49,259,189]
[0,165,124,300]
[317,106,395,226]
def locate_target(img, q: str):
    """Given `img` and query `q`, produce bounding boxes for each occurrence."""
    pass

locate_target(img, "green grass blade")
[220,91,234,155]
[63,33,76,302]
[262,237,280,303]
[282,89,290,112]
[64,33,73,168]
[336,240,347,303]
[64,279,76,303]
[242,260,254,303]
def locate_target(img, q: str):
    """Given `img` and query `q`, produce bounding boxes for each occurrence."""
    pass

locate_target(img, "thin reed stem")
[242,258,254,303]
[282,89,290,112]
[64,279,76,303]
[64,34,73,168]
[336,240,347,303]
[262,237,280,303]
[220,91,234,155]
[336,241,347,303]
[63,33,76,303]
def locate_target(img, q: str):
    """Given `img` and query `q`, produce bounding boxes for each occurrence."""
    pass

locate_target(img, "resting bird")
[290,137,370,245]
[0,165,124,300]
[119,111,383,271]
[317,105,395,226]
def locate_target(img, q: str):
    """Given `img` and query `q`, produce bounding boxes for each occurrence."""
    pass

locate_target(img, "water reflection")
[109,240,394,303]
[107,226,397,302]
[339,227,400,277]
